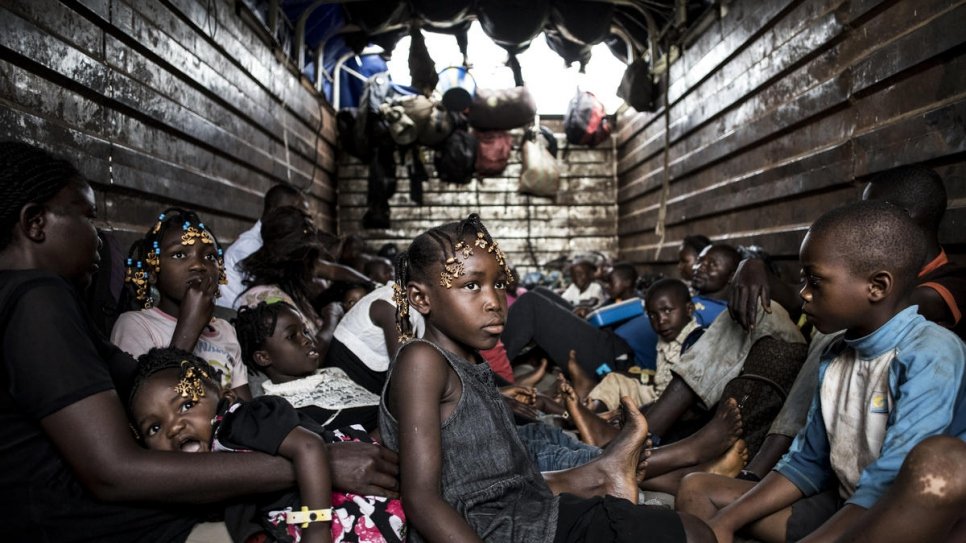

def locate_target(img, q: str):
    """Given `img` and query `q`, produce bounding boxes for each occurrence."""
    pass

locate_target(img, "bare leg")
[560,379,620,447]
[642,439,748,495]
[542,396,648,502]
[643,375,699,439]
[836,435,966,543]
[565,349,598,399]
[644,397,743,477]
[677,472,757,522]
[743,433,793,480]
[516,357,548,388]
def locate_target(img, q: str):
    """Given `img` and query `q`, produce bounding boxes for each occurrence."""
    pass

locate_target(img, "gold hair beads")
[173,361,211,402]
[391,282,413,343]
[440,231,513,288]
[181,222,214,246]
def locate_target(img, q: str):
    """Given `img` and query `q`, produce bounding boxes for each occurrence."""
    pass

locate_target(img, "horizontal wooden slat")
[1,0,338,243]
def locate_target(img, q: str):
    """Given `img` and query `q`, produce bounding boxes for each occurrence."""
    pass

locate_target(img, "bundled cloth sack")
[468,87,537,131]
[418,102,455,147]
[617,57,657,112]
[564,89,611,147]
[435,119,478,185]
[519,127,560,197]
[474,130,513,176]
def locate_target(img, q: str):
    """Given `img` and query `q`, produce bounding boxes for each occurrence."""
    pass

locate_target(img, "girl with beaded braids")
[0,141,400,543]
[379,213,715,543]
[112,208,251,400]
[127,347,339,543]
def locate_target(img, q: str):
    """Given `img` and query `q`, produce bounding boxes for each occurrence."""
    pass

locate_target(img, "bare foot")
[636,445,652,485]
[689,397,744,462]
[704,439,748,478]
[561,380,619,447]
[543,396,650,502]
[594,396,650,501]
[516,358,549,388]
[565,349,597,400]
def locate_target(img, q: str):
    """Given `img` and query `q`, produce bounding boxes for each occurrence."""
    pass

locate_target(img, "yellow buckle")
[285,506,332,528]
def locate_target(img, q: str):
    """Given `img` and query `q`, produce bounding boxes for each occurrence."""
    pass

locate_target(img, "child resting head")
[123,208,226,313]
[233,301,320,384]
[644,278,694,342]
[128,347,225,452]
[800,199,926,339]
[129,346,336,543]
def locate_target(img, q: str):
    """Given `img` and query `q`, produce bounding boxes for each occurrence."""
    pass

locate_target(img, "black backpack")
[564,90,612,147]
[617,57,657,112]
[434,126,478,184]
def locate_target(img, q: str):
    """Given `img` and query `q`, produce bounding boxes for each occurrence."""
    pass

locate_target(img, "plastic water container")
[437,66,476,111]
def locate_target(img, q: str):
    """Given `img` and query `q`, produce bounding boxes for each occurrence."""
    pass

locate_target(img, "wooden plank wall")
[337,122,619,275]
[0,0,338,250]
[617,0,966,279]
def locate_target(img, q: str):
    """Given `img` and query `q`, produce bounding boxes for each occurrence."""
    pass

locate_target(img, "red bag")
[564,90,611,147]
[474,130,513,176]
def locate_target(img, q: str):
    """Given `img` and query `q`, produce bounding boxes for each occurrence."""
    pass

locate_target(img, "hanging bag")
[519,126,560,197]
[467,87,537,131]
[434,116,477,184]
[474,130,513,176]
[563,89,611,147]
[617,57,657,112]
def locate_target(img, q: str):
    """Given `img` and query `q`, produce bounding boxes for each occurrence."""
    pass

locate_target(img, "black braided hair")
[232,301,298,374]
[128,347,221,410]
[393,213,510,340]
[645,277,691,307]
[0,141,82,250]
[121,208,226,310]
[238,206,321,314]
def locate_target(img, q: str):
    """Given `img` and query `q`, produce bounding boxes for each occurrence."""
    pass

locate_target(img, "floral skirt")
[261,425,407,543]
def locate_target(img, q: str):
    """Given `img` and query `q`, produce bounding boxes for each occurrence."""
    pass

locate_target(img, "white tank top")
[333,282,425,371]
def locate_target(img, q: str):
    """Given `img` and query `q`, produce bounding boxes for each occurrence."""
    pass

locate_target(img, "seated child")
[113,208,250,399]
[364,257,394,286]
[586,278,704,412]
[233,301,380,431]
[380,213,715,543]
[128,347,405,543]
[677,200,966,543]
[561,259,606,311]
[602,261,641,305]
[327,282,425,395]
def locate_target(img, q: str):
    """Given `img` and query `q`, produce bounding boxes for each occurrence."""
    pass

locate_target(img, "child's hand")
[500,385,537,406]
[170,274,216,352]
[181,274,217,323]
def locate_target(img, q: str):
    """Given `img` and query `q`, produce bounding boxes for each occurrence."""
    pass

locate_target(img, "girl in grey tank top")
[378,215,701,543]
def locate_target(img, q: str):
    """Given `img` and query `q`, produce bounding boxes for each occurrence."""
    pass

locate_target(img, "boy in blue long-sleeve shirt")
[682,200,966,543]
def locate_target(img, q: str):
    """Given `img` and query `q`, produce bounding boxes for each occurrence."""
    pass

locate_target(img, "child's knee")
[903,435,966,506]
[676,472,717,510]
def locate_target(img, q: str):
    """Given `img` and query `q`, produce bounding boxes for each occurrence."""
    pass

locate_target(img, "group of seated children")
[3,139,965,543]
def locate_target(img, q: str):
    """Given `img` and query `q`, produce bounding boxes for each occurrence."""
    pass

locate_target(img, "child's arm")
[707,471,803,543]
[170,274,217,352]
[370,299,402,358]
[388,343,485,543]
[278,427,332,543]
